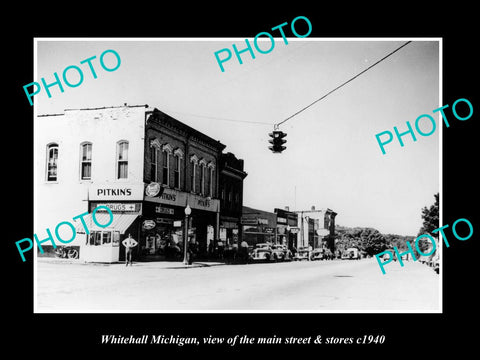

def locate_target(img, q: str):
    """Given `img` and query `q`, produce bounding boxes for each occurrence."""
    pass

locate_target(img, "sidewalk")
[36,256,227,269]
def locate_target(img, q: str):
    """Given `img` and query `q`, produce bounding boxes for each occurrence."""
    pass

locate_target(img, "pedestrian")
[187,238,196,265]
[122,233,138,266]
[240,240,249,263]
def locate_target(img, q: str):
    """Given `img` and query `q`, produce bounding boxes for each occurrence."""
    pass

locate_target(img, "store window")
[46,143,58,182]
[87,230,120,246]
[80,142,92,180]
[117,141,129,179]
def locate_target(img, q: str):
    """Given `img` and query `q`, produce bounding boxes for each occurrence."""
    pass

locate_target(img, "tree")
[416,193,439,254]
[418,193,439,236]
[359,228,388,256]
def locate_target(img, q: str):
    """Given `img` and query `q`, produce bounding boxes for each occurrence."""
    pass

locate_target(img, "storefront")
[219,217,240,246]
[242,206,277,246]
[82,183,144,263]
[274,208,299,250]
[82,182,220,262]
[143,184,220,260]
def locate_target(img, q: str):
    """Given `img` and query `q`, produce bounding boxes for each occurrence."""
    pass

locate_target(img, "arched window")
[80,142,92,180]
[207,162,215,197]
[161,144,173,186]
[117,141,129,179]
[173,148,184,189]
[46,143,58,182]
[190,154,198,192]
[150,139,161,182]
[199,159,207,195]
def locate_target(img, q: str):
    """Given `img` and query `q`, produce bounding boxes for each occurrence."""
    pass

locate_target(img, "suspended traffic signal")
[268,130,287,153]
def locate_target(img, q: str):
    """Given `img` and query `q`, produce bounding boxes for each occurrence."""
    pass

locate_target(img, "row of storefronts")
[78,183,222,262]
[35,104,336,263]
[242,206,337,252]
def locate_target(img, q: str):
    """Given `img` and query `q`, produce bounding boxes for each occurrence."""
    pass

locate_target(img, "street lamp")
[183,205,192,265]
[286,225,291,248]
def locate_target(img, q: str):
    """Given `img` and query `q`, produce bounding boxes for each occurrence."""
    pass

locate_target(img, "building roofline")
[147,108,227,151]
[37,104,149,117]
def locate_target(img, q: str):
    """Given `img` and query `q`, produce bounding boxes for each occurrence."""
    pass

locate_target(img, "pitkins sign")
[89,184,144,201]
[145,187,219,212]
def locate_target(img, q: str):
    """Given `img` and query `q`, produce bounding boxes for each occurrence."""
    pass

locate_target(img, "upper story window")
[150,139,161,182]
[207,162,215,197]
[162,144,173,186]
[117,141,129,179]
[173,148,184,189]
[199,159,207,195]
[190,154,199,193]
[46,143,58,182]
[80,142,92,180]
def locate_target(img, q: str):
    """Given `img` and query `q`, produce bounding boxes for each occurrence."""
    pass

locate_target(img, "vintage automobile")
[310,248,325,261]
[248,243,273,262]
[293,247,311,261]
[271,244,293,261]
[342,247,360,260]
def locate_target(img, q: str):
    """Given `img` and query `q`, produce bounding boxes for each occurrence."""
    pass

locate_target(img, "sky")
[35,38,440,236]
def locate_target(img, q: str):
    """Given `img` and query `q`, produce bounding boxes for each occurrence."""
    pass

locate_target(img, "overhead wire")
[275,41,412,128]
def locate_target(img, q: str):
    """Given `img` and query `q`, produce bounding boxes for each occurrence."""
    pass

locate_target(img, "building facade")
[241,206,277,246]
[35,105,242,263]
[219,152,248,247]
[274,207,298,250]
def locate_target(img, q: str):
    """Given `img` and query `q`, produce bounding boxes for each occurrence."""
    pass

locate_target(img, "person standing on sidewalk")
[122,234,138,266]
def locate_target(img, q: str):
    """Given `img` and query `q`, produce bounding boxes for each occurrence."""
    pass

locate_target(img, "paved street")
[35,258,440,312]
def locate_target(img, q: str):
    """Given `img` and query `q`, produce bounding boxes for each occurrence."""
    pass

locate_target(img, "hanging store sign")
[95,203,139,212]
[289,226,300,234]
[143,220,156,230]
[317,228,330,236]
[155,205,175,215]
[156,218,174,225]
[145,182,163,197]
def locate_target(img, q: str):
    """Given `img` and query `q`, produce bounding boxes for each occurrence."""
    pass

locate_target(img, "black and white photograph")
[32,38,441,313]
[7,6,478,357]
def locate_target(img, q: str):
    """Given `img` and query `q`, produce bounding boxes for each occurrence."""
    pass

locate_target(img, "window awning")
[75,213,139,235]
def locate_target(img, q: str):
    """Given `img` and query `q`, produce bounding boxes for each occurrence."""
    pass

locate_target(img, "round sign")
[316,228,330,236]
[145,182,161,197]
[143,220,156,230]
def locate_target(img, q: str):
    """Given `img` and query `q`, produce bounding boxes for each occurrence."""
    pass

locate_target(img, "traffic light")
[268,130,287,153]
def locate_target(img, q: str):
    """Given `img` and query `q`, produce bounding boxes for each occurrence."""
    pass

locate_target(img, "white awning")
[75,213,139,234]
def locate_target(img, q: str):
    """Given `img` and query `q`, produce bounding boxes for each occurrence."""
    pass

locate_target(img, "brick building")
[218,152,248,247]
[36,105,244,262]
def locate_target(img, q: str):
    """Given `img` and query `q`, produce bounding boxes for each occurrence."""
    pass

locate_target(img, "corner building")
[35,105,241,263]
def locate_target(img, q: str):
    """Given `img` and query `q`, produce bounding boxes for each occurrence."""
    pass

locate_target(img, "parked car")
[271,244,293,261]
[343,247,360,260]
[293,247,311,261]
[310,248,325,261]
[249,244,273,262]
